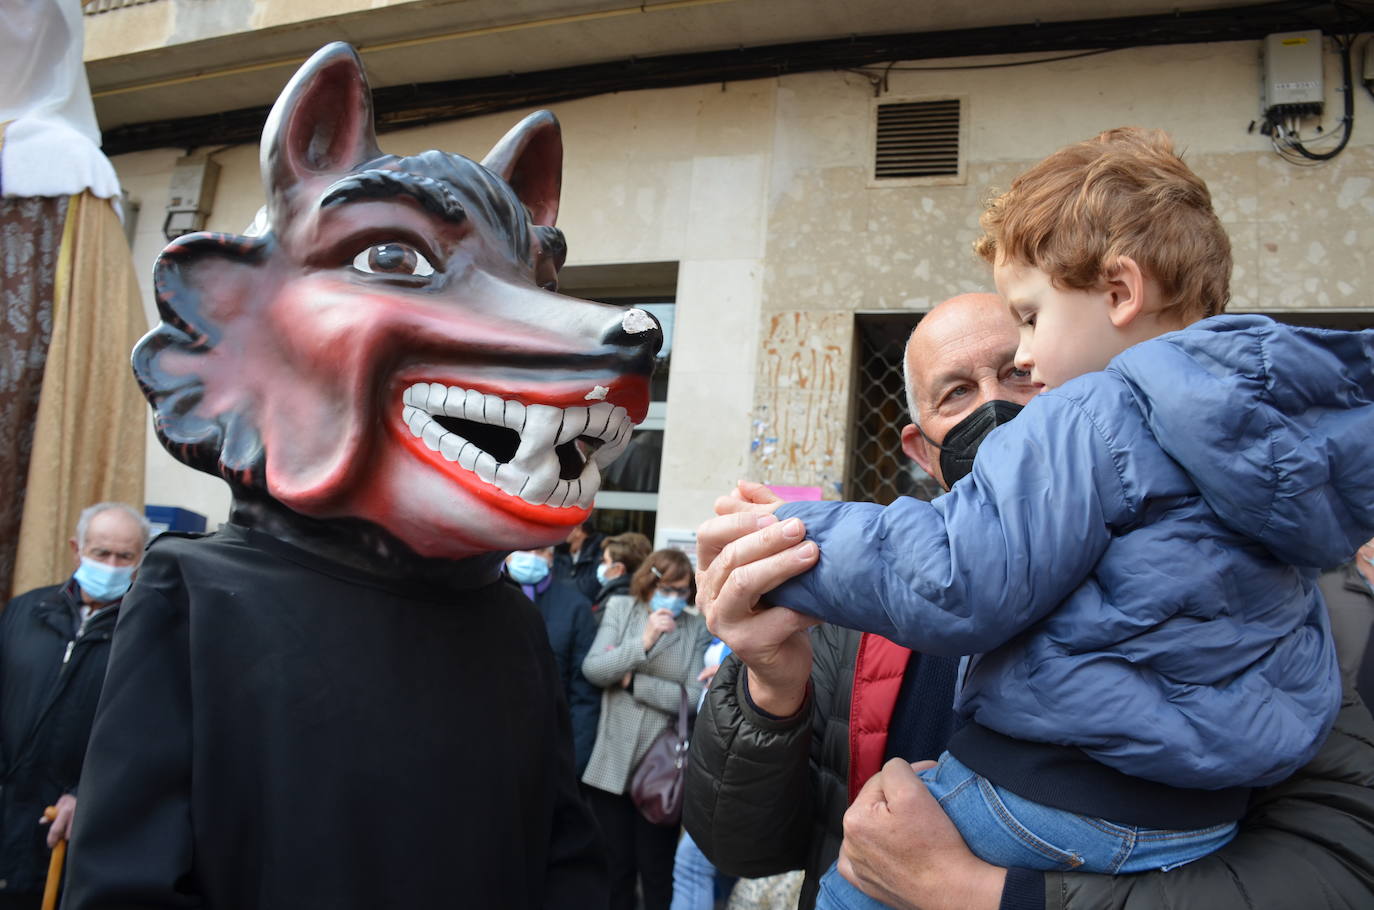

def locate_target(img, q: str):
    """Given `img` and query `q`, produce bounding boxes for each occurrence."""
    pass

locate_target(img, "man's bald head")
[899,293,1040,488]
[903,294,1009,425]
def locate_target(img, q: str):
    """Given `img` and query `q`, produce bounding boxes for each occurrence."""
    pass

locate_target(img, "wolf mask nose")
[604,306,664,359]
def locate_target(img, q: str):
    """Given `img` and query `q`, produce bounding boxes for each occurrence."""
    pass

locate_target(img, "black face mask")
[918,399,1024,489]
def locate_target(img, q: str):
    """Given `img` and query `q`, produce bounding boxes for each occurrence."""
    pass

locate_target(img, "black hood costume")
[64,43,661,909]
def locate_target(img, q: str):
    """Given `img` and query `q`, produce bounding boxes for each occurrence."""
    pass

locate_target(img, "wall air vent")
[873,99,963,183]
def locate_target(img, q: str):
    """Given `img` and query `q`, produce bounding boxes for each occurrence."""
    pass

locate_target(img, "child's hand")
[714,479,784,518]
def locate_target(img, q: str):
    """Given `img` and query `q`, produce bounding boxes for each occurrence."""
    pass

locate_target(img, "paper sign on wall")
[767,485,823,502]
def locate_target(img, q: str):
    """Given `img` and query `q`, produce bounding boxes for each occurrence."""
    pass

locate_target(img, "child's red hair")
[976,127,1230,322]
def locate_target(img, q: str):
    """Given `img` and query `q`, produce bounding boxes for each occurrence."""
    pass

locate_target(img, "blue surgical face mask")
[74,557,135,604]
[596,562,622,586]
[650,590,687,617]
[507,552,550,585]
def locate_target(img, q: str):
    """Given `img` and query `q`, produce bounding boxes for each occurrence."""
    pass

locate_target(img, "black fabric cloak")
[63,524,607,909]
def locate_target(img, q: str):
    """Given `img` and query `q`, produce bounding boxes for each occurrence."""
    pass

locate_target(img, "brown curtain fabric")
[9,191,147,599]
[0,194,68,600]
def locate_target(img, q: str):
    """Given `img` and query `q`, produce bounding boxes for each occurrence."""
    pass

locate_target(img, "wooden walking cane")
[41,805,67,910]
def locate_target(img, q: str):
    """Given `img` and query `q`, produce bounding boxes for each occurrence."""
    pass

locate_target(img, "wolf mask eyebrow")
[320,169,467,224]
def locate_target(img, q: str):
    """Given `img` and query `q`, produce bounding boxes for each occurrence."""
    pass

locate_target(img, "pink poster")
[767,484,823,502]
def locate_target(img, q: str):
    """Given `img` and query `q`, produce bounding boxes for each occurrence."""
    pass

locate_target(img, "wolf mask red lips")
[134,43,661,560]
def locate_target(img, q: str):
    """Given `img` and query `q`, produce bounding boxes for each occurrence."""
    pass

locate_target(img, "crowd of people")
[3,125,1374,910]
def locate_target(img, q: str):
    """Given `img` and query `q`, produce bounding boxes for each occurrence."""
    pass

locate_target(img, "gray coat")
[581,595,710,795]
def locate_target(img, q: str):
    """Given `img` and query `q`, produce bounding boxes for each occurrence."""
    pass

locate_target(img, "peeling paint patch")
[1337,177,1372,210]
[757,312,851,392]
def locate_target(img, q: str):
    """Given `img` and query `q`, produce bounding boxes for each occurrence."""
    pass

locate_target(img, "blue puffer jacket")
[775,316,1374,790]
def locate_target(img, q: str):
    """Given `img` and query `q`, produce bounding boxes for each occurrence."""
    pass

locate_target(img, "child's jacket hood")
[1110,315,1374,568]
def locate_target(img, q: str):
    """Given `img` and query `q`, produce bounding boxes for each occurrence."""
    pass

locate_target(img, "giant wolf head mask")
[134,43,661,561]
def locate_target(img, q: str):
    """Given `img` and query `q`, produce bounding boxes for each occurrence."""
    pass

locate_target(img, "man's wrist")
[743,667,809,718]
[958,861,1009,910]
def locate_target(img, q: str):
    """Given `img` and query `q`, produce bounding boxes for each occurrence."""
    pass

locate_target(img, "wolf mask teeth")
[401,382,633,509]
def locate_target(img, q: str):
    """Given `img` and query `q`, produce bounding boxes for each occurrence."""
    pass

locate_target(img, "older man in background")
[0,502,148,909]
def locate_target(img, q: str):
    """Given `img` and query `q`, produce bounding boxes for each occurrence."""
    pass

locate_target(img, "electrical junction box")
[163,155,220,240]
[1262,30,1324,118]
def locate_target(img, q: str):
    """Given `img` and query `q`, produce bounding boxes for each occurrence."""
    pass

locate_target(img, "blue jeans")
[815,752,1238,910]
[670,832,737,910]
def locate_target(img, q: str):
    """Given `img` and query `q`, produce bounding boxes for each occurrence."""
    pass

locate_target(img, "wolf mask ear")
[482,111,563,227]
[261,43,382,219]
[137,233,273,484]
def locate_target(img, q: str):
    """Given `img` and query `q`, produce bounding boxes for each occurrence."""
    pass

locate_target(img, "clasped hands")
[694,481,818,717]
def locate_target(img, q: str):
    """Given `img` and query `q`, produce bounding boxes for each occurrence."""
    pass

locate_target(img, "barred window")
[847,313,942,505]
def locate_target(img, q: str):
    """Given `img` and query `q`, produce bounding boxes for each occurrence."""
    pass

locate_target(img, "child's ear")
[1103,256,1147,329]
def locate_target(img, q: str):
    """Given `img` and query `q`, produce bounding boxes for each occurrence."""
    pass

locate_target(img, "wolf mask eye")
[351,243,436,277]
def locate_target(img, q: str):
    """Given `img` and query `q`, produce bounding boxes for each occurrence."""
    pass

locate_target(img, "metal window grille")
[847,313,943,505]
[874,99,961,179]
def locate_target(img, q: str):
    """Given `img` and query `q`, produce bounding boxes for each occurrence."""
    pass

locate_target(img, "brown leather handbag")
[629,684,690,826]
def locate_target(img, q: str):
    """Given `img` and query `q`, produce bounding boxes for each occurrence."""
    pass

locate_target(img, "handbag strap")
[676,683,690,739]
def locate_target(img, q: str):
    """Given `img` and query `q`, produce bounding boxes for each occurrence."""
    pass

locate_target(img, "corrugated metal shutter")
[874,99,961,179]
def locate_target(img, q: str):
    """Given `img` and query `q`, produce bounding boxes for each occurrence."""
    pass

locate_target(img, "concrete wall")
[749,40,1374,493]
[112,37,1374,535]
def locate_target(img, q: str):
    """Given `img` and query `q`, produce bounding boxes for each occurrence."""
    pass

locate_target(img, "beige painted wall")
[750,40,1374,494]
[112,37,1374,536]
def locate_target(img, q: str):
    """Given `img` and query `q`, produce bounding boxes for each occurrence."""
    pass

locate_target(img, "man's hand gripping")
[839,760,1006,910]
[695,481,820,717]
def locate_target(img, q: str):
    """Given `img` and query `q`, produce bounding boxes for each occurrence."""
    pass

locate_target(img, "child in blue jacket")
[748,129,1374,908]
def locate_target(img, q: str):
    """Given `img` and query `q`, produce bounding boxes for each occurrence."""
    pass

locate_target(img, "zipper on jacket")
[60,613,91,667]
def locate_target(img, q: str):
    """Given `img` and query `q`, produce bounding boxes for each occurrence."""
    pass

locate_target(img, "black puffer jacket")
[685,624,1374,910]
[0,581,119,893]
[684,624,858,910]
[1319,562,1374,705]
